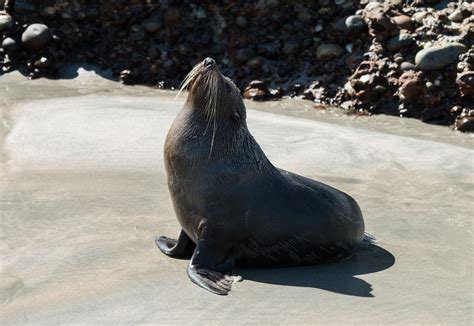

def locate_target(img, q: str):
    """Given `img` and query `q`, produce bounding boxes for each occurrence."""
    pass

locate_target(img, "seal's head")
[179,57,246,124]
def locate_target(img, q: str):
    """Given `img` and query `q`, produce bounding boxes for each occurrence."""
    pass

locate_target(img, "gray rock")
[282,41,301,55]
[236,16,247,28]
[21,23,53,51]
[247,57,263,69]
[345,15,365,32]
[235,48,255,62]
[14,0,36,13]
[400,61,416,71]
[412,11,428,24]
[448,10,463,23]
[415,43,467,71]
[333,17,348,32]
[387,33,414,51]
[456,117,474,132]
[1,37,19,54]
[143,19,161,33]
[0,12,13,31]
[316,43,345,61]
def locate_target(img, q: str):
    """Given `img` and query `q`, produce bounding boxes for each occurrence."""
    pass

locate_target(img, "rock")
[119,70,133,84]
[282,41,301,55]
[412,11,428,24]
[129,29,145,42]
[303,82,328,102]
[34,57,52,69]
[235,48,254,62]
[455,117,474,132]
[333,17,348,32]
[143,19,161,33]
[398,71,425,103]
[364,2,382,12]
[415,43,467,71]
[1,37,19,54]
[14,0,36,14]
[400,61,416,71]
[391,15,414,30]
[387,33,414,51]
[163,7,180,25]
[365,8,397,37]
[43,6,56,16]
[456,71,474,97]
[236,16,247,28]
[243,80,270,101]
[0,12,13,31]
[345,15,365,32]
[316,43,345,61]
[448,10,463,23]
[247,57,263,70]
[21,23,53,51]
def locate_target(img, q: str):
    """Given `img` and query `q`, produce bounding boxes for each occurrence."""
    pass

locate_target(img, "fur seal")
[156,57,365,295]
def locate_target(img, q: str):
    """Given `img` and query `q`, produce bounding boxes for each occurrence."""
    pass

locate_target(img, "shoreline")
[1,67,473,151]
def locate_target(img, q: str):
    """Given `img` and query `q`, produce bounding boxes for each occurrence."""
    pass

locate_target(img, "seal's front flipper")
[155,229,196,258]
[187,265,235,295]
[187,240,239,295]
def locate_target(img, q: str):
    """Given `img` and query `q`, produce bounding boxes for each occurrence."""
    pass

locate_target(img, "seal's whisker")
[203,73,214,136]
[175,63,202,100]
[207,71,218,159]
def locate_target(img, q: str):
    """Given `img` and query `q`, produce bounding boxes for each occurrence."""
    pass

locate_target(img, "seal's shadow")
[237,242,395,297]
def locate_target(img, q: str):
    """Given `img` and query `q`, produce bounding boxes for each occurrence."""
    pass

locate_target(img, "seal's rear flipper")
[363,232,376,244]
[155,229,196,258]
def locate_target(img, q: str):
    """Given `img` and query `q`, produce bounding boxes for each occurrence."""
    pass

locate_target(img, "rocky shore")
[1,0,473,131]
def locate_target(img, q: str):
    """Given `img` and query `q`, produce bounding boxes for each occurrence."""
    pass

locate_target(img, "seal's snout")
[203,57,216,67]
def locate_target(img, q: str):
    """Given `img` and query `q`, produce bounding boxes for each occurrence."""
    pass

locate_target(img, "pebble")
[1,37,19,54]
[387,33,414,51]
[456,71,474,97]
[398,71,424,102]
[243,80,270,101]
[143,19,161,33]
[43,6,56,16]
[14,0,36,13]
[448,10,463,23]
[391,15,414,30]
[247,57,263,69]
[235,48,254,62]
[415,43,467,71]
[345,15,365,32]
[34,57,51,69]
[316,43,345,61]
[412,12,428,24]
[455,117,474,132]
[21,23,53,51]
[0,12,13,31]
[236,16,247,28]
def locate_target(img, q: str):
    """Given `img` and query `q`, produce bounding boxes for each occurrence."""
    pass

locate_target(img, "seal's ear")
[232,111,241,122]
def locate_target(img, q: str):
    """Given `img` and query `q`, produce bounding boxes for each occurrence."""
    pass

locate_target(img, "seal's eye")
[225,83,231,93]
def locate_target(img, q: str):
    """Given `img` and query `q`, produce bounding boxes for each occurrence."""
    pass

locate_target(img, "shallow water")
[1,68,473,324]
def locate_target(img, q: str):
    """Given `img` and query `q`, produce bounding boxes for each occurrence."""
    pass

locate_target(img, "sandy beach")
[1,70,473,324]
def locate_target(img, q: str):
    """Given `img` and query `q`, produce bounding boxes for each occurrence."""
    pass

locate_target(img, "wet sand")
[1,69,473,324]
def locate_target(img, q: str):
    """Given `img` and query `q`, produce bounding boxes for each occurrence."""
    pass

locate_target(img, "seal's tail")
[363,232,376,244]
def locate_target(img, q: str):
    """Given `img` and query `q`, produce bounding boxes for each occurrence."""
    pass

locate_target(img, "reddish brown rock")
[242,80,270,101]
[398,71,425,103]
[392,15,414,31]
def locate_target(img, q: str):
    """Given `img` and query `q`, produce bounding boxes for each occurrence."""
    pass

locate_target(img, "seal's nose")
[203,57,215,67]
